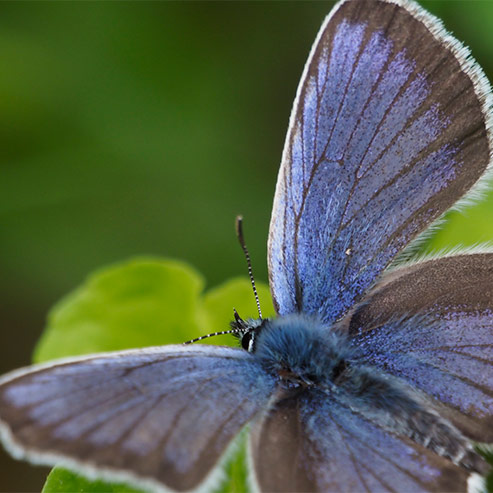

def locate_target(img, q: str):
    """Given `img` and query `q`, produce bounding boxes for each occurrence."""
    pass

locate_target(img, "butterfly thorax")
[251,314,355,390]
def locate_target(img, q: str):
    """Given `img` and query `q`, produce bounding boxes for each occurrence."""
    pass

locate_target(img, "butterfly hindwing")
[250,391,477,493]
[346,253,493,332]
[348,253,493,444]
[0,345,276,492]
[268,0,492,323]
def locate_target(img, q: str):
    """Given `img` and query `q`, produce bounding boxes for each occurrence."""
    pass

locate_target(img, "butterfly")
[1,0,492,491]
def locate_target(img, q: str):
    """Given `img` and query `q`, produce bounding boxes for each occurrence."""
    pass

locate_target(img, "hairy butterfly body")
[1,1,493,492]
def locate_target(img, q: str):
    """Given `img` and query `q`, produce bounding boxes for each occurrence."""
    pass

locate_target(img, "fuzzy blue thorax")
[253,314,356,389]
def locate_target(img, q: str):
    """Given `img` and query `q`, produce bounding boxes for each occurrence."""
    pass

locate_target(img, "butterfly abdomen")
[342,366,489,475]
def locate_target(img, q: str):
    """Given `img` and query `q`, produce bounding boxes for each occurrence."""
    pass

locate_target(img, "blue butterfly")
[1,0,492,492]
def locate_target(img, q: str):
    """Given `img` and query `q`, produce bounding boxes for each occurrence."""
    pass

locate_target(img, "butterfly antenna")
[183,328,243,345]
[235,215,262,319]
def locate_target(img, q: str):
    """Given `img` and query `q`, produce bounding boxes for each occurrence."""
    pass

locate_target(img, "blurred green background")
[1,1,493,491]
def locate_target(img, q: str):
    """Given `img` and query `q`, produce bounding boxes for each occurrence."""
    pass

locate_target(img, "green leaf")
[425,188,493,252]
[35,257,271,492]
[42,467,143,493]
[34,257,205,362]
[216,430,250,493]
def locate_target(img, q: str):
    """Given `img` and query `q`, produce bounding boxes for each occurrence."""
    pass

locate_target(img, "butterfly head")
[183,308,268,350]
[230,308,267,353]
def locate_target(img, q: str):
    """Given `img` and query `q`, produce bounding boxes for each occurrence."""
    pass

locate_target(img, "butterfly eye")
[241,331,256,352]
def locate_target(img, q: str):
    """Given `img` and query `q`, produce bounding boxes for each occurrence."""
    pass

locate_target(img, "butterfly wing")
[0,345,276,492]
[250,391,478,493]
[347,253,493,443]
[268,0,492,323]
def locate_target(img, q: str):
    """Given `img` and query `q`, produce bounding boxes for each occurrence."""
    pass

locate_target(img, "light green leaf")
[426,188,493,252]
[34,257,205,362]
[42,467,143,493]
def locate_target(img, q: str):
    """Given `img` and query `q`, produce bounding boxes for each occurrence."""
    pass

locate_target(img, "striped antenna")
[235,215,262,319]
[183,327,244,345]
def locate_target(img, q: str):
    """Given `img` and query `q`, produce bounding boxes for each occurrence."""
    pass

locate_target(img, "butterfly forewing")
[0,345,275,492]
[268,0,492,323]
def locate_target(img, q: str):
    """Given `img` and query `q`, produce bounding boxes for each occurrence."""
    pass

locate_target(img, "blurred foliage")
[37,258,274,492]
[1,1,493,492]
[0,1,490,305]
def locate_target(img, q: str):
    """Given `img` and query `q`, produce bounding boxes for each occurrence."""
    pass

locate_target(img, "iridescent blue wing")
[250,391,480,493]
[268,0,492,323]
[0,345,275,492]
[348,253,493,444]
